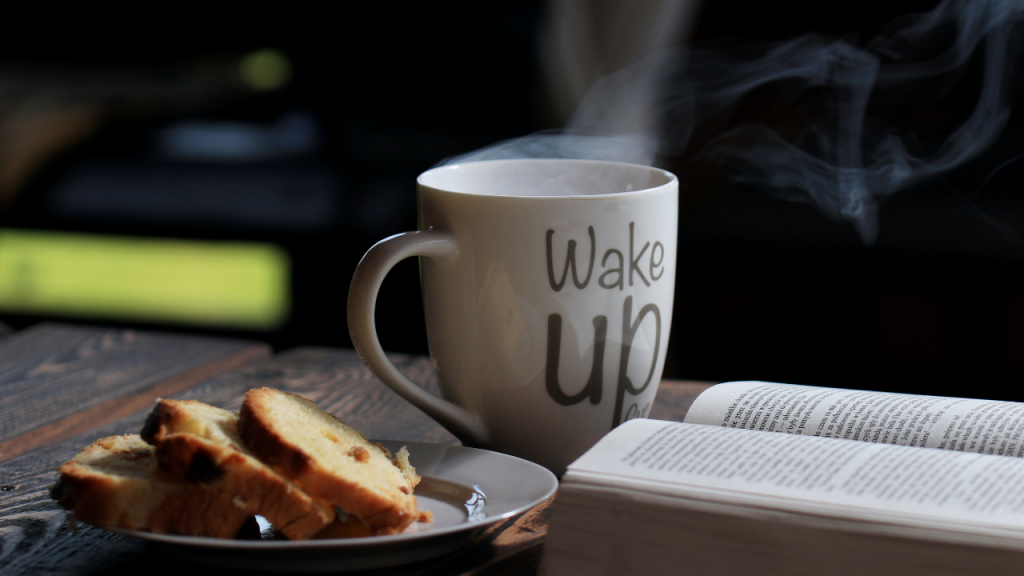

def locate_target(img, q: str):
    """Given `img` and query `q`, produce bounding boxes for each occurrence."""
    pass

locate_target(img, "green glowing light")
[0,229,290,330]
[240,48,292,91]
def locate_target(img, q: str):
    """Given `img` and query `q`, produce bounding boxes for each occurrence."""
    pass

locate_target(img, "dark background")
[1,0,1022,400]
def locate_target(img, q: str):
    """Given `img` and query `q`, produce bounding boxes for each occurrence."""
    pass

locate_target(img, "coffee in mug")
[348,159,677,474]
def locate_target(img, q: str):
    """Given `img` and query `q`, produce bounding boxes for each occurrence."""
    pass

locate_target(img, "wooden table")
[0,323,714,575]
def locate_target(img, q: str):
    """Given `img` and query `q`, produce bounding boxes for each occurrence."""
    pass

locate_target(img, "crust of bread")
[141,399,334,540]
[238,388,420,535]
[50,435,250,537]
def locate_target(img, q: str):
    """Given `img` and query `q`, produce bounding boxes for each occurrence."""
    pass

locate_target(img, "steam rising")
[443,0,1024,243]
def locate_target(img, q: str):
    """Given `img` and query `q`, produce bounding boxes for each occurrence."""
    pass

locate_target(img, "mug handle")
[347,230,490,447]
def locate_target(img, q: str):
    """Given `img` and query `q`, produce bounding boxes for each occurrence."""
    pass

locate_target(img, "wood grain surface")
[0,341,712,576]
[651,380,716,422]
[0,323,269,463]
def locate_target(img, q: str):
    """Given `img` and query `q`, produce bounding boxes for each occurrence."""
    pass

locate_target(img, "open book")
[539,382,1024,576]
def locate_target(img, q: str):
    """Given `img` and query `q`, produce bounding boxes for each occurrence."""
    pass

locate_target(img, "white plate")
[107,441,558,572]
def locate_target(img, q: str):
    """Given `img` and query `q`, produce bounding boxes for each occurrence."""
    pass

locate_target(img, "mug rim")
[417,158,677,199]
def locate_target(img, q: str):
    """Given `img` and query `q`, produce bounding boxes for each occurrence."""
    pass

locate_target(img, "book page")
[684,381,1024,456]
[569,419,1024,532]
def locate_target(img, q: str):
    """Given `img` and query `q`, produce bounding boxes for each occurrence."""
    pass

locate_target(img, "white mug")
[348,159,678,473]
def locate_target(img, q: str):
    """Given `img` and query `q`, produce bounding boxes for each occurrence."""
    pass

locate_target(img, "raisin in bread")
[141,399,334,540]
[238,388,421,535]
[50,434,250,537]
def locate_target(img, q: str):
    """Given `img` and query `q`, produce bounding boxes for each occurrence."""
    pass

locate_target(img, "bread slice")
[238,388,421,535]
[141,399,334,540]
[50,434,251,537]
